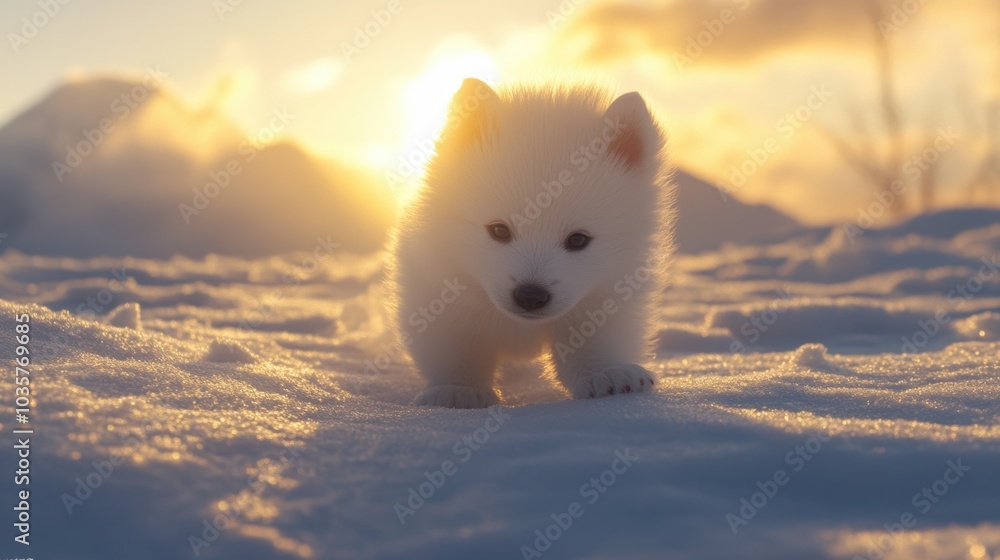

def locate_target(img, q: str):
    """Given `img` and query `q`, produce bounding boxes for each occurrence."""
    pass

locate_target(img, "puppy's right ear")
[439,78,500,151]
[602,91,656,172]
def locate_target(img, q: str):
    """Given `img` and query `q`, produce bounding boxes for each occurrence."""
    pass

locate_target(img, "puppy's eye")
[565,232,592,251]
[487,222,512,242]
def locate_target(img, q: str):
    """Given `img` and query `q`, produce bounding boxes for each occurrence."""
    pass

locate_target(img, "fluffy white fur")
[390,78,675,408]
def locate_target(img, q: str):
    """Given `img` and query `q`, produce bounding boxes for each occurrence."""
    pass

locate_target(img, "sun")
[403,47,496,143]
[389,43,497,190]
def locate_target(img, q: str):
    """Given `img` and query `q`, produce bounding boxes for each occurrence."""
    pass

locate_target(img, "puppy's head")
[422,79,667,323]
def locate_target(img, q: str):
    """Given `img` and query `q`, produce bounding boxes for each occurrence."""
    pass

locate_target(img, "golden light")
[386,40,497,194]
[282,57,345,95]
[402,47,496,143]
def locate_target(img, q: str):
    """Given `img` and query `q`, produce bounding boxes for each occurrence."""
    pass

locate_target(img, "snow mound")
[105,302,142,329]
[685,210,1000,285]
[954,312,1000,340]
[204,340,257,363]
[791,343,831,369]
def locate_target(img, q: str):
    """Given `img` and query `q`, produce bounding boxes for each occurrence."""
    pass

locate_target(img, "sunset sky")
[2,0,998,223]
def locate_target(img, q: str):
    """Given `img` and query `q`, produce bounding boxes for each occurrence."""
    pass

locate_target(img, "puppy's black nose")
[513,284,551,311]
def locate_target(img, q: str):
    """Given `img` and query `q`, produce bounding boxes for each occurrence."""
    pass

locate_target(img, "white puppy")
[390,78,674,408]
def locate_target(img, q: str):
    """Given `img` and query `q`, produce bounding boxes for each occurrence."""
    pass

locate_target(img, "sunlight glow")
[362,143,394,169]
[402,48,496,143]
[389,42,497,193]
[282,57,345,95]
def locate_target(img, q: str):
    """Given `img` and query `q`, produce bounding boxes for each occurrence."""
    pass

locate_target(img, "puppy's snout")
[513,284,551,311]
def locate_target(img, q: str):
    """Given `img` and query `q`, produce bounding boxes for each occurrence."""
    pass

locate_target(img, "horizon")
[2,0,998,225]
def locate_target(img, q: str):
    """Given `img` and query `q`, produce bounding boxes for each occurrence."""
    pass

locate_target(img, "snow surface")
[0,213,998,560]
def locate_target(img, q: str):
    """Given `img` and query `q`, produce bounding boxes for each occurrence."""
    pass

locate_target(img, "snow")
[105,302,142,330]
[0,212,998,560]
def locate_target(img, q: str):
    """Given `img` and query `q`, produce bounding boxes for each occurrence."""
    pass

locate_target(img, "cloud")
[558,0,975,68]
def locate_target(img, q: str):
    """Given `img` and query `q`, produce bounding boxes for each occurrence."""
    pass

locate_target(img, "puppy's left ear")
[439,78,501,152]
[602,92,656,171]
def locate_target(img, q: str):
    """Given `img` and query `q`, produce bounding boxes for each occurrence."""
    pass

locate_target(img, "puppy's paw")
[571,364,655,400]
[415,384,500,409]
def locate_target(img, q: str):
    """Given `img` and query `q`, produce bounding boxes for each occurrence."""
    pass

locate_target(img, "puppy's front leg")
[410,326,500,408]
[549,305,655,399]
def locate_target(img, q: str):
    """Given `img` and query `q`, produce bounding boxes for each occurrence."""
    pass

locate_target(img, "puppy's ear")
[602,92,655,171]
[439,78,500,152]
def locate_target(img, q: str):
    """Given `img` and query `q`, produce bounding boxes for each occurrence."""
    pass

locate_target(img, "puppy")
[390,78,674,408]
